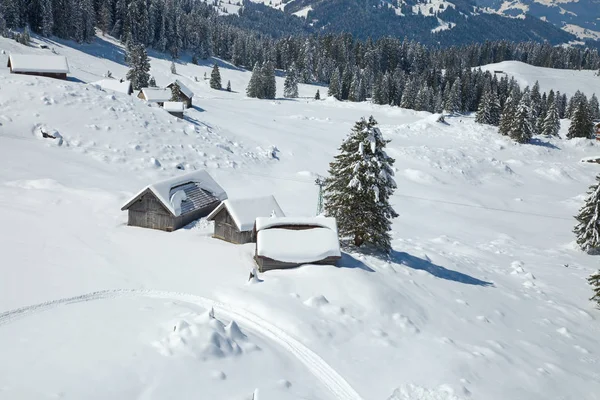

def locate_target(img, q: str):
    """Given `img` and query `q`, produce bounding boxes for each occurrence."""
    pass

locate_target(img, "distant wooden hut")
[254,217,341,272]
[137,88,172,106]
[163,101,185,118]
[595,122,600,140]
[7,54,69,80]
[206,195,285,244]
[121,170,227,232]
[167,79,194,108]
[91,78,133,95]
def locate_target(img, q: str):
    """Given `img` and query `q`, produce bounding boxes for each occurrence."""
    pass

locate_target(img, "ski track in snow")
[0,289,364,400]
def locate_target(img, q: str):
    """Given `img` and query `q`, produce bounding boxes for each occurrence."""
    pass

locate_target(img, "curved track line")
[0,289,363,400]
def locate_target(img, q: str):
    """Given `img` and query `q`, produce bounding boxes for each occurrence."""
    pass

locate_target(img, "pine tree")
[262,61,276,100]
[589,94,600,120]
[567,99,594,139]
[99,2,112,36]
[149,76,157,87]
[324,116,398,252]
[170,61,177,75]
[444,78,462,114]
[227,80,231,92]
[574,174,600,254]
[328,69,341,100]
[170,82,182,101]
[125,43,151,90]
[510,91,534,144]
[542,97,561,137]
[210,64,221,90]
[40,0,53,37]
[315,89,321,100]
[246,62,263,99]
[283,63,299,98]
[475,84,495,125]
[588,270,600,307]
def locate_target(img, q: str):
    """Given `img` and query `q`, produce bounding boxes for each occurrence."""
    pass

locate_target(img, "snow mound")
[388,384,466,400]
[303,295,330,308]
[152,313,258,360]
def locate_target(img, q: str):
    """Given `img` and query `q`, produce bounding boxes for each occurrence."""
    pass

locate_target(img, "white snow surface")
[123,170,227,216]
[8,54,69,73]
[140,87,172,102]
[170,189,187,217]
[90,78,132,94]
[0,33,600,400]
[255,216,338,231]
[208,195,286,231]
[257,227,342,263]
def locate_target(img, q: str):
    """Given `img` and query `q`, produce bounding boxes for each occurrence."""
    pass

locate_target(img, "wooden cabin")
[595,122,600,140]
[7,54,69,80]
[167,80,194,108]
[254,217,341,272]
[163,101,185,119]
[206,195,285,244]
[137,88,172,106]
[121,170,227,232]
[91,78,133,95]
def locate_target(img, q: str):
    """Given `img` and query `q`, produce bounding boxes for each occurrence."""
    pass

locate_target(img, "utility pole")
[315,176,325,215]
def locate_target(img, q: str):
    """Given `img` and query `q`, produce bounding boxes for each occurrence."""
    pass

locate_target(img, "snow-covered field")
[1,34,600,400]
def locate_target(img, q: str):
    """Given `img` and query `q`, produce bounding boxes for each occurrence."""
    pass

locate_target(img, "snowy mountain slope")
[1,34,600,400]
[479,61,600,98]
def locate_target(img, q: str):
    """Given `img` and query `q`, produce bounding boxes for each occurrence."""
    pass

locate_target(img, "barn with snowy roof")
[91,78,133,95]
[7,54,69,80]
[121,170,227,232]
[137,88,172,106]
[167,80,194,108]
[206,195,285,244]
[254,217,341,272]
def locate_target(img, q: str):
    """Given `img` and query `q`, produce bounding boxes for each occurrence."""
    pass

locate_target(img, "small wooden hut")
[91,78,133,95]
[254,217,341,272]
[121,170,227,232]
[167,80,194,108]
[7,54,69,80]
[137,88,172,106]
[163,101,185,118]
[207,195,285,244]
[594,122,600,140]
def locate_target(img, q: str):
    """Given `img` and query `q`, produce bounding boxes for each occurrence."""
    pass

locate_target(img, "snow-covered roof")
[163,101,185,112]
[256,227,341,264]
[121,170,227,216]
[207,195,285,232]
[255,216,338,232]
[168,80,194,99]
[90,79,132,95]
[139,88,172,102]
[8,54,69,74]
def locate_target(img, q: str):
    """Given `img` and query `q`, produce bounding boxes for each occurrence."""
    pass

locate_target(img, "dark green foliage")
[574,175,600,253]
[210,64,222,90]
[588,270,600,307]
[328,69,341,100]
[567,98,594,139]
[324,116,398,252]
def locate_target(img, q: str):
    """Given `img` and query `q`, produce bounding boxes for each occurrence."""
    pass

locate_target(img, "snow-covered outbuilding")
[206,195,285,244]
[254,217,341,272]
[137,88,172,106]
[163,101,185,119]
[167,80,194,108]
[121,170,227,232]
[90,78,133,95]
[7,54,69,80]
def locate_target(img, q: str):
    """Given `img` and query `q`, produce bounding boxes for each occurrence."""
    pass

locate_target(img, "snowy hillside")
[480,60,600,98]
[1,34,600,400]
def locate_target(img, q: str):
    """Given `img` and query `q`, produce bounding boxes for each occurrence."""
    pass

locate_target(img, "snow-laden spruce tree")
[226,80,231,92]
[588,270,600,307]
[324,116,398,252]
[510,91,534,144]
[125,43,151,90]
[170,61,177,74]
[283,63,299,98]
[246,62,263,98]
[589,94,600,120]
[567,99,594,139]
[328,69,341,100]
[475,84,500,126]
[315,89,321,100]
[262,61,277,99]
[444,78,462,114]
[210,64,221,90]
[574,174,600,254]
[542,97,561,137]
[170,82,183,101]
